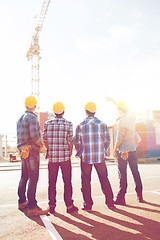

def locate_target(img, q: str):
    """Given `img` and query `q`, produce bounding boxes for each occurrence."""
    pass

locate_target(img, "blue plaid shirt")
[43,117,73,162]
[17,111,42,151]
[74,116,111,164]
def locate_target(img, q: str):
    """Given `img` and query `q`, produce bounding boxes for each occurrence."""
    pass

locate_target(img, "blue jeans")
[48,160,74,208]
[80,160,114,207]
[117,151,143,198]
[18,148,40,209]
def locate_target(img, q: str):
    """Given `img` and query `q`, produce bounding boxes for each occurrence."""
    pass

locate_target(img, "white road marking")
[40,215,63,240]
[141,176,160,179]
[151,191,160,195]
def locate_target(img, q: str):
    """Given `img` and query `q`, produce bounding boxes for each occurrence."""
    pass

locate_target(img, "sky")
[0,0,160,133]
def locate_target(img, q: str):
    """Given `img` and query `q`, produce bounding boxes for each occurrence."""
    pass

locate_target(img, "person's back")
[76,116,110,164]
[17,111,41,150]
[44,117,73,162]
[116,111,137,152]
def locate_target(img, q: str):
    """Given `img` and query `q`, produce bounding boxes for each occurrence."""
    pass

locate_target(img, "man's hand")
[113,148,117,158]
[35,140,44,152]
[105,97,117,105]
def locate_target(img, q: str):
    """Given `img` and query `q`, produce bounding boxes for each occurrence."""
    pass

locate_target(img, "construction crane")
[26,0,51,113]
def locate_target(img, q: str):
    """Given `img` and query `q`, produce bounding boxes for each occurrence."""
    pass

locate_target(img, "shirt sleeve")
[29,116,42,143]
[67,122,73,144]
[104,124,111,152]
[43,123,47,142]
[74,125,82,152]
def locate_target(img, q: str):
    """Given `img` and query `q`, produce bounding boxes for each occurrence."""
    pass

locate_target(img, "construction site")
[0,0,160,240]
[1,109,160,164]
[0,0,160,164]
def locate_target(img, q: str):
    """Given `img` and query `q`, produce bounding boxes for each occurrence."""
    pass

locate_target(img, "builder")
[17,96,48,216]
[74,102,115,211]
[113,101,144,205]
[43,102,78,214]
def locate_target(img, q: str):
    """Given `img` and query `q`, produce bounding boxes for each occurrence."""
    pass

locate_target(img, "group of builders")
[16,96,144,217]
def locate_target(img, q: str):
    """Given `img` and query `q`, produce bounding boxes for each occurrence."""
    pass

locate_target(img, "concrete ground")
[0,159,160,240]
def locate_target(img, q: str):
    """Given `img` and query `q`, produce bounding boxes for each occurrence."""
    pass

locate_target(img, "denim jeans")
[18,148,40,209]
[80,160,114,207]
[48,160,73,208]
[117,151,143,198]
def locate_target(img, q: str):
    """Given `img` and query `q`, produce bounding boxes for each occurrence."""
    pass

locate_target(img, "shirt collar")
[55,116,64,119]
[86,116,96,120]
[25,110,37,117]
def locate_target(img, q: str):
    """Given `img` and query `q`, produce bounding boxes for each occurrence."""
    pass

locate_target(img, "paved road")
[0,162,160,240]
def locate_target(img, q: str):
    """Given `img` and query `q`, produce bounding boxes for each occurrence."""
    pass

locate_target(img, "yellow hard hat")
[53,102,65,114]
[116,101,128,110]
[25,96,37,108]
[85,102,96,113]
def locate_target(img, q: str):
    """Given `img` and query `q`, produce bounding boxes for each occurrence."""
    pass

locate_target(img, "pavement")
[0,160,160,240]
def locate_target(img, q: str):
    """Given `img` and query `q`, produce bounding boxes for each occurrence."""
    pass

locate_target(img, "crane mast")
[27,0,50,113]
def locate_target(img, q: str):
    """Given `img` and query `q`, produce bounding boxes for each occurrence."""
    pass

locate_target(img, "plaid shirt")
[43,117,73,162]
[74,116,111,164]
[116,111,137,152]
[17,111,42,151]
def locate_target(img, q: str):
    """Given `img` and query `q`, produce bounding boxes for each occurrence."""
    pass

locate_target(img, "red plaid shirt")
[43,117,73,162]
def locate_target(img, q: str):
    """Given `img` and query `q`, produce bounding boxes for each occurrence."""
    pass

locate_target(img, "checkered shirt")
[43,117,73,162]
[17,111,42,150]
[116,111,137,152]
[74,116,111,164]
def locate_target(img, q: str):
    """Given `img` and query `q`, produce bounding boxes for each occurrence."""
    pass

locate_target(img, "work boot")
[27,206,49,217]
[137,193,144,203]
[18,200,28,210]
[114,197,126,206]
[48,206,56,214]
[81,203,92,212]
[108,204,116,210]
[67,205,78,214]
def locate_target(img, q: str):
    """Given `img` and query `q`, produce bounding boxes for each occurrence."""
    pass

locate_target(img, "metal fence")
[1,127,160,160]
[0,133,17,157]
